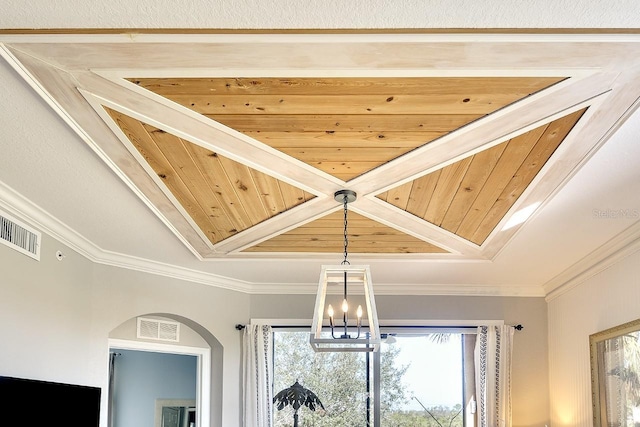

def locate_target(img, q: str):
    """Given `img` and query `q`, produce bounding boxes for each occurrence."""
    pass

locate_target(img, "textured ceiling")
[2,0,640,29]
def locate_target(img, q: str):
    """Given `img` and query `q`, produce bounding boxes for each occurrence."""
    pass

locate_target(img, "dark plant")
[273,380,325,427]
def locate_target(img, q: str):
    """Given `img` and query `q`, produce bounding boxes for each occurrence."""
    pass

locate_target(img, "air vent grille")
[0,209,41,260]
[137,317,180,342]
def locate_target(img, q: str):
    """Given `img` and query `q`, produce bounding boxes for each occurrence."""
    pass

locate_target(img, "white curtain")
[474,325,514,427]
[243,324,273,427]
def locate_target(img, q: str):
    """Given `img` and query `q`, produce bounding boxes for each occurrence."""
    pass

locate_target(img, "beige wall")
[548,249,640,427]
[250,293,550,427]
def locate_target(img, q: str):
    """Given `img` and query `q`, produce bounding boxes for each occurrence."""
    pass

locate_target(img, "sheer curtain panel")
[474,325,514,427]
[243,324,273,427]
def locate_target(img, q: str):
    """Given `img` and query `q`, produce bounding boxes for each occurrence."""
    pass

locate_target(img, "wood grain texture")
[111,76,574,251]
[132,77,563,181]
[130,77,564,96]
[379,108,587,245]
[10,30,640,267]
[107,109,314,244]
[243,211,448,253]
[469,108,587,244]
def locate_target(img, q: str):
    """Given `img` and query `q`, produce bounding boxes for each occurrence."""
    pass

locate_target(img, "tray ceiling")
[107,75,578,255]
[1,32,638,286]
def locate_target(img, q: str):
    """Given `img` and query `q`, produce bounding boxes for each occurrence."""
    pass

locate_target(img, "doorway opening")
[108,315,212,427]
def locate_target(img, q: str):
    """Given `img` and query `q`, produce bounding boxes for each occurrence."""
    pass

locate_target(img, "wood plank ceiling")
[106,76,582,255]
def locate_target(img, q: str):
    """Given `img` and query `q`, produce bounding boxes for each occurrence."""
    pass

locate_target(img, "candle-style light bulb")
[327,304,335,333]
[356,305,363,319]
[342,299,349,313]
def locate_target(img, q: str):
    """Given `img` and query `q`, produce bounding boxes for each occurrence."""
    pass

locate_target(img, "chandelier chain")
[342,195,349,265]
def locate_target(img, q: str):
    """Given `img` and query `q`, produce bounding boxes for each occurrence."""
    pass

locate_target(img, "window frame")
[267,320,503,427]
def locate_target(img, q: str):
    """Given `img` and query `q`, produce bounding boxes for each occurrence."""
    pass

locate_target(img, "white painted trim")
[352,198,481,257]
[351,76,610,196]
[108,338,211,427]
[81,90,217,253]
[78,72,340,194]
[214,198,338,254]
[0,180,103,262]
[544,222,640,301]
[94,73,341,191]
[1,47,214,259]
[2,32,640,46]
[2,175,635,300]
[109,338,209,356]
[479,92,613,257]
[0,180,254,293]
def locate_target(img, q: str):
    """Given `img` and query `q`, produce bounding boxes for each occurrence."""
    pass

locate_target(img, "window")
[273,329,476,427]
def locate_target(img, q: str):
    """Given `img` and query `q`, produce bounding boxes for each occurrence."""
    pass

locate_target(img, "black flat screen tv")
[0,375,101,426]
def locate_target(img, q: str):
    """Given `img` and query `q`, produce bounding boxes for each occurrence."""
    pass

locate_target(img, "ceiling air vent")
[137,317,180,342]
[0,208,41,260]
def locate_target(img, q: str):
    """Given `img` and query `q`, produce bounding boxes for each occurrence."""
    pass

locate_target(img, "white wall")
[0,233,251,427]
[0,234,96,384]
[548,249,640,426]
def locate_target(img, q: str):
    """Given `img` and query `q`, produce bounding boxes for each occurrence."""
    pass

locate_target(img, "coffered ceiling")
[1,30,639,296]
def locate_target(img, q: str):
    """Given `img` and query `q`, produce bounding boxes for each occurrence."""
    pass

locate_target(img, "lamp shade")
[310,265,381,352]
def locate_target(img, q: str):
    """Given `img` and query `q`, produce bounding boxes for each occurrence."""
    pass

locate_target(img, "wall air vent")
[0,208,41,260]
[137,317,180,342]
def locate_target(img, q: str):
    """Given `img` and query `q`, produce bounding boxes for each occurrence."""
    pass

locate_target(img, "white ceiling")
[3,0,640,29]
[1,1,639,298]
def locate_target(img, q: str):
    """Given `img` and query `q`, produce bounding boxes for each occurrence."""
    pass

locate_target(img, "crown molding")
[0,179,548,297]
[246,281,544,297]
[0,180,254,293]
[544,220,640,301]
[5,177,638,300]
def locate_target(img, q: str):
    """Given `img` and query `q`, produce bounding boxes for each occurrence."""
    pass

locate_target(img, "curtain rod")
[235,324,523,331]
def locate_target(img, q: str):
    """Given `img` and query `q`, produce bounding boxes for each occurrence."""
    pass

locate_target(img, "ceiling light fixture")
[310,190,381,352]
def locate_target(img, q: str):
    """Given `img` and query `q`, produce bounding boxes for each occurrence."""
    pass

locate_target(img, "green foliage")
[384,406,463,427]
[273,332,463,427]
[274,332,368,426]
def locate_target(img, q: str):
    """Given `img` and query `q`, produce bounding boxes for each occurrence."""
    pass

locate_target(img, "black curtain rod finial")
[235,324,246,330]
[513,324,524,331]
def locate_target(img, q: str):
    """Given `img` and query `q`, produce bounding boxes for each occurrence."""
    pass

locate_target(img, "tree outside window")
[273,331,467,426]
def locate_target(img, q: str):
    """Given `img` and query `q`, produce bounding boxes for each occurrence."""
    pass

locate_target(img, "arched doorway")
[108,314,221,427]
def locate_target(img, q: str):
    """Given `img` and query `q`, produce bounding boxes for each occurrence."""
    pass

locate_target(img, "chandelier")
[310,190,381,352]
